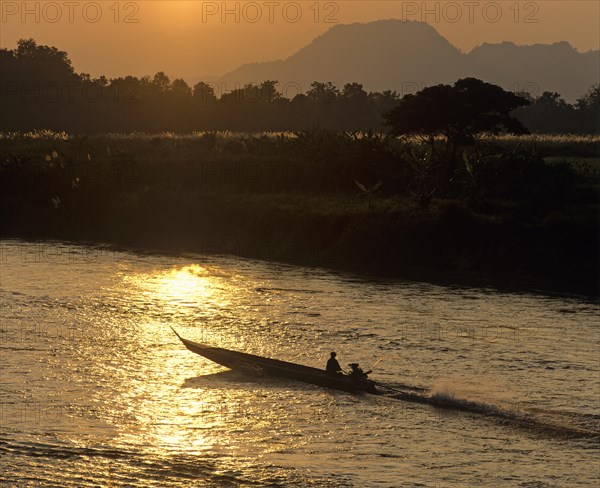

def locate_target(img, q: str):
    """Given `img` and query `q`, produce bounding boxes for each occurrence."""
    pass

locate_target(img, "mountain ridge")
[219,20,599,102]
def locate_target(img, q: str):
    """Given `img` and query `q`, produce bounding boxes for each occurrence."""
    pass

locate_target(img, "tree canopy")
[384,78,531,145]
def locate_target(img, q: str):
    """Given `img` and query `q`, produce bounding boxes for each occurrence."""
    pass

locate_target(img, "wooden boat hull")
[173,330,378,394]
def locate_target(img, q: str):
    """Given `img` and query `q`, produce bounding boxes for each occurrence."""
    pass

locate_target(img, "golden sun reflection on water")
[157,265,211,297]
[122,264,234,325]
[144,264,219,305]
[108,264,242,458]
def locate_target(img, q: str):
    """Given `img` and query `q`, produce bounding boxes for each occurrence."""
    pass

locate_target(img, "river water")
[1,240,598,487]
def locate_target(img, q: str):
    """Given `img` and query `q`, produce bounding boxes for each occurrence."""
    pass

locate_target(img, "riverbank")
[2,193,597,297]
[1,132,598,296]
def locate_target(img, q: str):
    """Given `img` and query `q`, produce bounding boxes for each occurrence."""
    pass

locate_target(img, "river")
[1,240,598,487]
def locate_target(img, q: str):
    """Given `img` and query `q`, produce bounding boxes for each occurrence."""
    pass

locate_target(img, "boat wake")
[385,386,600,440]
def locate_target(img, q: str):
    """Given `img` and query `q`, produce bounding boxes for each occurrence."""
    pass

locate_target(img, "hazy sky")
[1,1,598,81]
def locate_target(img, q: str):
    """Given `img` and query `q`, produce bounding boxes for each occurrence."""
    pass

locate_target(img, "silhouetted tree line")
[513,88,599,134]
[1,39,598,134]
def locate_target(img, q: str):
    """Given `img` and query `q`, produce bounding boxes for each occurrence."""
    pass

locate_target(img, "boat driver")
[349,363,372,381]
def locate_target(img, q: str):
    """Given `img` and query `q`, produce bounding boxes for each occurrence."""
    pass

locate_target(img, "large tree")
[384,78,531,173]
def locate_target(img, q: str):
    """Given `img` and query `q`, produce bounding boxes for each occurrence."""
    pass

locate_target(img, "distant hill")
[220,20,599,102]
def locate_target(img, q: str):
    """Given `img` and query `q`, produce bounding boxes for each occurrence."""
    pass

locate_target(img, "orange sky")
[1,1,598,80]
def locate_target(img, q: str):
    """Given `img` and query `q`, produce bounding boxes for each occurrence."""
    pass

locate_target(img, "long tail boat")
[172,328,379,394]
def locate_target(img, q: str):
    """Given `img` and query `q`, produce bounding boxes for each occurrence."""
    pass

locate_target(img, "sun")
[157,1,201,23]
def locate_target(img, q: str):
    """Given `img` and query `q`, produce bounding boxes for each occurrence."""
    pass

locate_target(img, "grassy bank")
[1,131,598,295]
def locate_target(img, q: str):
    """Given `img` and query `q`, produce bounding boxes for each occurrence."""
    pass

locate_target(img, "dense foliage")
[1,131,598,293]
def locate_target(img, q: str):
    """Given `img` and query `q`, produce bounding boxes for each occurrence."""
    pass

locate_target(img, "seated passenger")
[326,352,342,375]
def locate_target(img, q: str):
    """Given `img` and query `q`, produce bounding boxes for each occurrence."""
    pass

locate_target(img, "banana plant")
[355,179,383,212]
[406,146,437,208]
